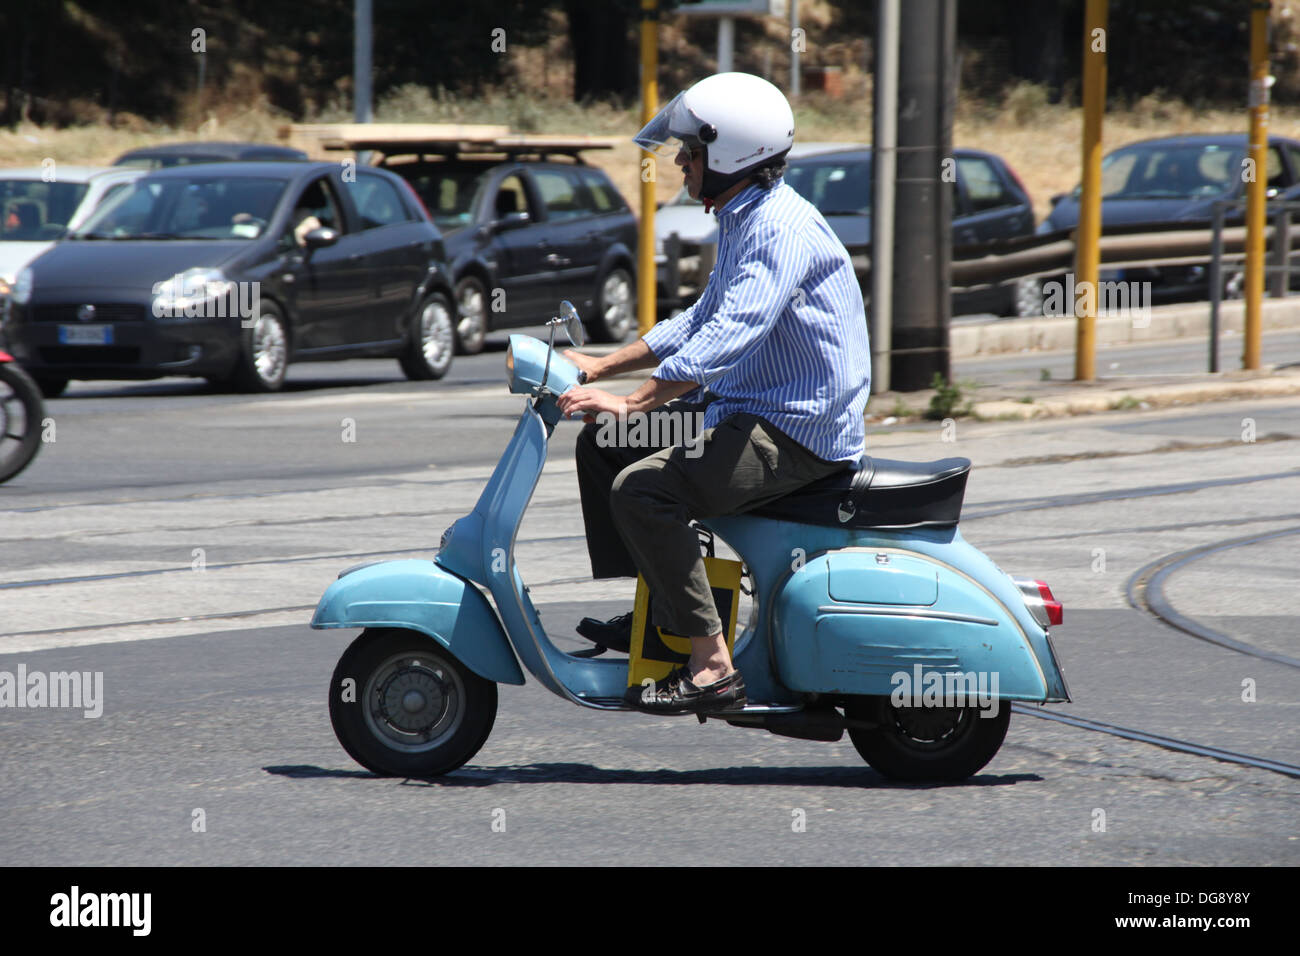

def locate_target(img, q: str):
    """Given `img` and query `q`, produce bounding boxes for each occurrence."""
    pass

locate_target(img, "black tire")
[0,362,45,483]
[845,695,1011,782]
[453,275,489,355]
[328,627,497,778]
[226,300,289,392]
[587,265,634,343]
[1007,276,1043,318]
[30,374,69,399]
[399,291,455,380]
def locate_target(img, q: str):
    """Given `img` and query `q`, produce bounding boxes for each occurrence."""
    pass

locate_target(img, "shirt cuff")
[642,316,685,359]
[653,353,704,387]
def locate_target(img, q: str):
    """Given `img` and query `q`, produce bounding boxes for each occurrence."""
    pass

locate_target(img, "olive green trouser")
[588,411,845,639]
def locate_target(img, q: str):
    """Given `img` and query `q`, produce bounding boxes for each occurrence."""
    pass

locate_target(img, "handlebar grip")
[577,371,588,385]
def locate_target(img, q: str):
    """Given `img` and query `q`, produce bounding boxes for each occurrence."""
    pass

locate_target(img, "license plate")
[58,324,113,345]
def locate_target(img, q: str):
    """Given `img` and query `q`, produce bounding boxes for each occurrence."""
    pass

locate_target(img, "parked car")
[112,141,308,169]
[380,151,638,352]
[658,143,1039,317]
[1039,133,1300,301]
[4,161,455,395]
[0,166,144,320]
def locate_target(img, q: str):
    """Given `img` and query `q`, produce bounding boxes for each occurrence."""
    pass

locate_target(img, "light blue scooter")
[312,302,1070,782]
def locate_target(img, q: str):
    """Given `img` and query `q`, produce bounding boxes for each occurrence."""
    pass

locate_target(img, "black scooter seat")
[748,455,971,530]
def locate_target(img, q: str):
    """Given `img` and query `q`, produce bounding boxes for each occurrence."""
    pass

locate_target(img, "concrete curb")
[970,368,1300,420]
[951,297,1300,359]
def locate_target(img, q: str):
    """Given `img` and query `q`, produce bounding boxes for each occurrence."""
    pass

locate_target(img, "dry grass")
[4,85,1299,226]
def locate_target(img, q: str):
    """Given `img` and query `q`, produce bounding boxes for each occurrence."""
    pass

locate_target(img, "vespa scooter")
[312,302,1069,782]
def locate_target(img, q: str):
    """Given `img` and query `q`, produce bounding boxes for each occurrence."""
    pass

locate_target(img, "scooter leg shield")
[310,558,525,686]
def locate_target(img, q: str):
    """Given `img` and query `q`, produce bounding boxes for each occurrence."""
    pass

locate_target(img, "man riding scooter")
[556,71,872,716]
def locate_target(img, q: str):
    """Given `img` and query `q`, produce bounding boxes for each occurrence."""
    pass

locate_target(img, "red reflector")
[1036,580,1063,626]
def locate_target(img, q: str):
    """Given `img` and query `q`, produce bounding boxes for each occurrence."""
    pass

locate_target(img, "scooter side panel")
[310,559,525,685]
[772,551,1049,699]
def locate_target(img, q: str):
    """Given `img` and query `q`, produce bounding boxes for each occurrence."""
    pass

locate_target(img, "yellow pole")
[637,0,659,336]
[1075,0,1108,382]
[1244,0,1271,371]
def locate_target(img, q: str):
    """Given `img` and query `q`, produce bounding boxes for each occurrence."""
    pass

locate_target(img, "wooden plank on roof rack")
[279,123,618,155]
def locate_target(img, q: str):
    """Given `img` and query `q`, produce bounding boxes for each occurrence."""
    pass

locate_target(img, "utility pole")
[638,0,660,335]
[890,0,955,391]
[1244,0,1271,370]
[871,0,899,393]
[1075,0,1107,382]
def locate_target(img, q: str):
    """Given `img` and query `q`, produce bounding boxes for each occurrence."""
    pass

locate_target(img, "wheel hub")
[892,705,965,744]
[376,662,448,735]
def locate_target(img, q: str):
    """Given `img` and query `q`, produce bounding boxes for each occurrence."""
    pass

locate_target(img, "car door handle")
[545,253,570,267]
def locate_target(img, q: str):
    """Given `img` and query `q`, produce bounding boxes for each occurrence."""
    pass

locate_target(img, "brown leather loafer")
[630,665,747,715]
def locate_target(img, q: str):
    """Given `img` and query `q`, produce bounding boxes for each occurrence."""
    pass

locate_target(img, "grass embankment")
[2,83,1295,225]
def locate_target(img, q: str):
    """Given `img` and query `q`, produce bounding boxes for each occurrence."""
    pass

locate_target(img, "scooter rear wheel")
[844,695,1011,782]
[329,627,497,778]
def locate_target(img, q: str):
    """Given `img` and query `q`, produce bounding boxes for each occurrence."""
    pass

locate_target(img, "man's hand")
[556,385,627,423]
[563,349,606,384]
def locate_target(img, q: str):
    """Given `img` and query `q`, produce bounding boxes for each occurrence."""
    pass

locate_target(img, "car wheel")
[228,302,289,393]
[453,276,489,355]
[1010,276,1043,318]
[587,266,634,343]
[399,291,455,381]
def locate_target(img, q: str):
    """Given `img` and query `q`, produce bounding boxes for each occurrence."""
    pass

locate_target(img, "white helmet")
[635,72,794,200]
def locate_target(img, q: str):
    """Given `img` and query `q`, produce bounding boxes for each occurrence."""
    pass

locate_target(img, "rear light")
[1011,577,1063,628]
[1035,581,1063,626]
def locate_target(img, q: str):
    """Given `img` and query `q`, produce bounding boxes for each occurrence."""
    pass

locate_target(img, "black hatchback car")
[386,155,637,352]
[4,162,456,394]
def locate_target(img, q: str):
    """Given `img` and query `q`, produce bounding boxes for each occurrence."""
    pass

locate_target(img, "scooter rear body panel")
[704,515,1069,705]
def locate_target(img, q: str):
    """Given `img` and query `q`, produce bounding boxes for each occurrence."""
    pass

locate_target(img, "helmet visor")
[633,92,708,159]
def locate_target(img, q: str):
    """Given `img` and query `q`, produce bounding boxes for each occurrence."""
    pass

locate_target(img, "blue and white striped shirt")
[643,179,871,462]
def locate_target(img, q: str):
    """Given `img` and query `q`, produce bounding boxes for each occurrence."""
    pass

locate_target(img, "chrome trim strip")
[816,604,1000,627]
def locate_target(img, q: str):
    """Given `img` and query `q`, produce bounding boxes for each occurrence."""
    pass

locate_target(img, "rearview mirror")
[495,210,531,232]
[302,226,339,250]
[559,299,585,348]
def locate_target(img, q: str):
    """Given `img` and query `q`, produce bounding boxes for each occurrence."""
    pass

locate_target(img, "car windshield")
[1,180,90,241]
[785,155,872,216]
[398,166,492,229]
[1099,143,1239,200]
[71,175,288,239]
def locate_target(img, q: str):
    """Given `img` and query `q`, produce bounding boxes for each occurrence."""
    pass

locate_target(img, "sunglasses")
[676,145,704,162]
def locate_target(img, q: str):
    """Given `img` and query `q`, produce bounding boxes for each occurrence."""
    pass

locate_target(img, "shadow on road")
[265,762,1040,789]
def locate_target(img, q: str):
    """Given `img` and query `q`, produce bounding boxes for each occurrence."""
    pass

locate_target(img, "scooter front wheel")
[329,628,497,778]
[844,696,1011,782]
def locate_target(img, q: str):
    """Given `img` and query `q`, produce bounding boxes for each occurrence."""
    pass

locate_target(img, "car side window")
[576,168,623,213]
[957,157,1012,213]
[493,174,531,220]
[1267,145,1287,189]
[344,174,412,229]
[531,168,587,221]
[284,176,345,247]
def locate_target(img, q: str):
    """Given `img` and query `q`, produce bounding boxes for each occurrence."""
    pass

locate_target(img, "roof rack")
[279,123,618,160]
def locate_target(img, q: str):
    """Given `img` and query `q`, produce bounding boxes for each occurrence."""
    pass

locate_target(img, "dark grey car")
[384,156,638,353]
[5,161,455,395]
[1040,134,1300,301]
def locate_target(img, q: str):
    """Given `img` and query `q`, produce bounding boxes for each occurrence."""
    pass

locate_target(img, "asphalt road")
[1,335,1297,865]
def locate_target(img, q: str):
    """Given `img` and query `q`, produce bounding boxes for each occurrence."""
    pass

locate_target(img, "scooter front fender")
[310,559,525,686]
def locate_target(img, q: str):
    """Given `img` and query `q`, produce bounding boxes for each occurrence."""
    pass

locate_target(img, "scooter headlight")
[505,342,514,383]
